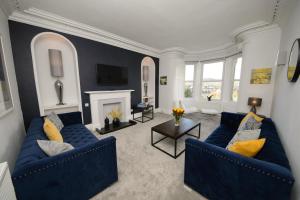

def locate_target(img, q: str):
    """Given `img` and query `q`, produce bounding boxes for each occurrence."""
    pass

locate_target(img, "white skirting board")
[0,162,17,200]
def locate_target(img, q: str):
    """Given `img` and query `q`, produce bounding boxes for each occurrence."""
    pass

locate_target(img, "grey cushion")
[226,129,261,149]
[238,116,262,131]
[37,140,74,156]
[46,112,64,131]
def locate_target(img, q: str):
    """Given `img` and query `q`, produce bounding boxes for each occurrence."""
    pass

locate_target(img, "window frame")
[201,59,225,101]
[184,63,196,98]
[232,56,242,102]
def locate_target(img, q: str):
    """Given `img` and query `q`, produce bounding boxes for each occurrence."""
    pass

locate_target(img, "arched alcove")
[141,56,155,106]
[31,32,82,116]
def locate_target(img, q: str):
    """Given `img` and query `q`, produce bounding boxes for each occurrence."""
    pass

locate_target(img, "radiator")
[0,162,16,200]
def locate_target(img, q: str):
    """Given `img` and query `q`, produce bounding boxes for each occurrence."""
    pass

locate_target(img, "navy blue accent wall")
[9,21,159,129]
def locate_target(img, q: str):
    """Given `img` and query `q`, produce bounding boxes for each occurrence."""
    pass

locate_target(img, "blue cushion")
[58,112,82,126]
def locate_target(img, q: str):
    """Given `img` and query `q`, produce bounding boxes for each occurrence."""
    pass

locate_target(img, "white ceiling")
[11,0,279,51]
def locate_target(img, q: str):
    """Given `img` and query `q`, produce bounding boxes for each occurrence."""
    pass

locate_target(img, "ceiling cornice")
[184,42,241,61]
[231,20,271,41]
[186,42,235,55]
[7,8,275,60]
[9,8,161,57]
[160,47,187,55]
[235,23,280,42]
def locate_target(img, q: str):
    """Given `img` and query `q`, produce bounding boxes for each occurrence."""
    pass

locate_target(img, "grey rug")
[91,112,220,200]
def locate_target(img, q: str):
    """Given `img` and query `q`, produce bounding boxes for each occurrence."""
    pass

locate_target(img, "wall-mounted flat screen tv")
[97,64,128,85]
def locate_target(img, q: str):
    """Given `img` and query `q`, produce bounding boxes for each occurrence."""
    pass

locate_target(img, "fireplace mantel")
[85,90,134,95]
[85,90,134,130]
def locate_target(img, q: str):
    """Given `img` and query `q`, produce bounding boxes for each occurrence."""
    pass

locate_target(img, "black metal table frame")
[151,123,201,159]
[133,105,154,123]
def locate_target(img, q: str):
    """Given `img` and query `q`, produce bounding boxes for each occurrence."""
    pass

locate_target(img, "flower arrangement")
[109,108,122,127]
[172,107,184,126]
[109,108,122,119]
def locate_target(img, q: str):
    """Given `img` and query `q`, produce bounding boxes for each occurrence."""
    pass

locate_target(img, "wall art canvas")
[160,76,167,85]
[250,68,272,84]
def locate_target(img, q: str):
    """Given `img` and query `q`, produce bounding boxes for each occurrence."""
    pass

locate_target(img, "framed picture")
[160,76,167,85]
[0,35,13,116]
[250,68,272,84]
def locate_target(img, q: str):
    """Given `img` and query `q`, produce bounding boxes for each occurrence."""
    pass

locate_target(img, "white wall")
[159,50,185,113]
[238,25,281,116]
[272,0,300,198]
[0,7,25,170]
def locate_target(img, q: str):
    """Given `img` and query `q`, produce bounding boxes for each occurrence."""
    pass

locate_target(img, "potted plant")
[207,94,214,101]
[109,108,122,127]
[172,107,184,126]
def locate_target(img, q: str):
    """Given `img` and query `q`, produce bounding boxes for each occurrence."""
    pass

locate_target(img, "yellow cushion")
[228,138,266,157]
[43,118,63,142]
[240,112,264,125]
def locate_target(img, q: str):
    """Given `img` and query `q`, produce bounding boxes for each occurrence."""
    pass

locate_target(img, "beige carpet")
[91,112,220,200]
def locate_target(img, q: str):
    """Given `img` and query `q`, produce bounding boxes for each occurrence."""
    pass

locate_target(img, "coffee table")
[151,118,201,159]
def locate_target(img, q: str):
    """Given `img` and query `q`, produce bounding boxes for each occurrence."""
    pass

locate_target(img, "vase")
[113,118,120,127]
[174,116,181,126]
[104,117,110,129]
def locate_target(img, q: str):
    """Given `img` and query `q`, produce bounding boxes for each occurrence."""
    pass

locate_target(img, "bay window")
[184,64,195,98]
[201,61,224,100]
[232,57,242,102]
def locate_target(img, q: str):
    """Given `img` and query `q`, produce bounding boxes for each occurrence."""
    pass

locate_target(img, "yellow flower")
[172,107,184,115]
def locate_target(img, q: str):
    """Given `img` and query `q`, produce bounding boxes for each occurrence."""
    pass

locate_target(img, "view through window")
[232,57,242,102]
[201,61,224,100]
[184,64,195,98]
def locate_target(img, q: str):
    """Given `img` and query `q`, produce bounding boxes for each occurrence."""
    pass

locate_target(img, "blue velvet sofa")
[184,112,294,200]
[12,112,118,200]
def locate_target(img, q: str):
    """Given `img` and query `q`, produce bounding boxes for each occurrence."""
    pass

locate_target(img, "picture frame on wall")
[250,68,272,84]
[160,76,167,85]
[0,35,14,117]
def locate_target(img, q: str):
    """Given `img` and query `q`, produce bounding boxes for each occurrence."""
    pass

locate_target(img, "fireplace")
[85,90,134,130]
[100,98,125,124]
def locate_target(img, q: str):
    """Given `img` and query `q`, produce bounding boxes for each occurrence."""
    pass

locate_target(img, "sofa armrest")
[184,138,294,200]
[12,136,118,200]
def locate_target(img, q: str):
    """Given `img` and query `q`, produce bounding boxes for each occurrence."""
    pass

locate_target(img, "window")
[184,64,195,98]
[232,57,242,102]
[201,61,224,100]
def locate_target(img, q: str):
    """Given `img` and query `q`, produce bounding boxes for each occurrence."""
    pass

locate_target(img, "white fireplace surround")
[85,90,134,130]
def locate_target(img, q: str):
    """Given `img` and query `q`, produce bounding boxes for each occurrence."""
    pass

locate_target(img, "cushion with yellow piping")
[43,118,63,142]
[228,138,266,157]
